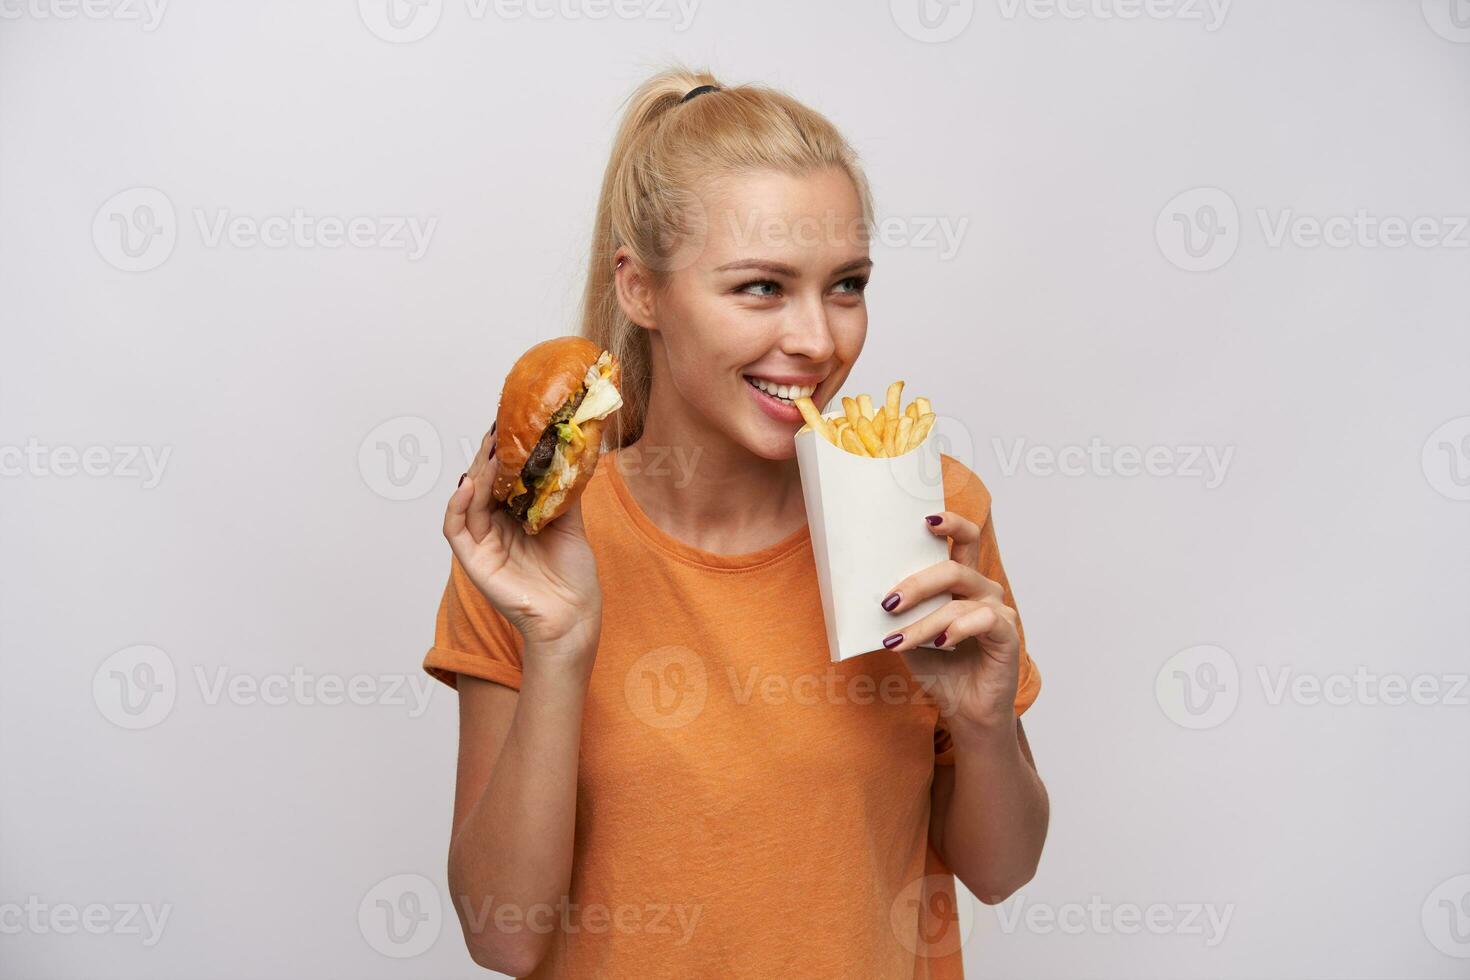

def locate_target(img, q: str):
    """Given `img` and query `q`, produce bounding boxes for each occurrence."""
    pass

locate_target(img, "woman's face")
[627,167,870,461]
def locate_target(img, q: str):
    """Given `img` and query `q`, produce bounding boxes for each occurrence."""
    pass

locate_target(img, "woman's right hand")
[443,426,603,660]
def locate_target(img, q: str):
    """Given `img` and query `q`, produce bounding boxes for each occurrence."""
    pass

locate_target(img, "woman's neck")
[619,400,808,557]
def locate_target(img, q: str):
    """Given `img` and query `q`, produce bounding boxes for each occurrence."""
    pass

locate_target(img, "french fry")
[810,383,935,458]
[885,380,904,421]
[895,415,914,454]
[854,415,883,456]
[795,396,837,446]
[912,412,935,446]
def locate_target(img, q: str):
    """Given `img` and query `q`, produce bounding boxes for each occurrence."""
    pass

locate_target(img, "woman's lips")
[743,376,805,423]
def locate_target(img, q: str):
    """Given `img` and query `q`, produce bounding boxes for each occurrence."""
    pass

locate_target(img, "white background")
[2,0,1468,976]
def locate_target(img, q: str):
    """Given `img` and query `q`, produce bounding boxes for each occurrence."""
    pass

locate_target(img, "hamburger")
[491,336,623,534]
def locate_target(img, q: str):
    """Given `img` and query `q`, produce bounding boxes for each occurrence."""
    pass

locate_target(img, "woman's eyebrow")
[713,257,874,277]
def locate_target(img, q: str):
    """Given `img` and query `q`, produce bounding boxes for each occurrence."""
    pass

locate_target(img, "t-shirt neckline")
[603,449,811,573]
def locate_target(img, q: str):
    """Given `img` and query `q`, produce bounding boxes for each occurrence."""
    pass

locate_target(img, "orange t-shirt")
[424,451,1041,979]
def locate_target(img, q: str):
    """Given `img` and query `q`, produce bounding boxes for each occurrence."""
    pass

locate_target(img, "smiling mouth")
[743,376,818,406]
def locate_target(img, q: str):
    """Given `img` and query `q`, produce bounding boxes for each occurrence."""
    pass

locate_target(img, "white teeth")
[746,377,817,402]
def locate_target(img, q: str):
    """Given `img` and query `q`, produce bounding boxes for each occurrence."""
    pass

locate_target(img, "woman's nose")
[781,297,837,362]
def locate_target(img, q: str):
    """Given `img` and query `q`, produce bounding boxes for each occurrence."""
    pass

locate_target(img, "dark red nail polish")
[488,442,495,458]
[881,592,901,611]
[925,514,942,525]
[883,632,903,649]
[490,421,496,433]
[458,473,467,487]
[935,631,947,647]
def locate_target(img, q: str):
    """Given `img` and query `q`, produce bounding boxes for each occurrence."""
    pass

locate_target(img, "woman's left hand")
[880,511,1021,732]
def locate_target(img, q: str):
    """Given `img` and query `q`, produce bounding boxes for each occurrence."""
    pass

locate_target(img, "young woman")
[425,68,1047,979]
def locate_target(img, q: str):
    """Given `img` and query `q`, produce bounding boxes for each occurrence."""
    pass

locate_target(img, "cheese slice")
[571,351,622,426]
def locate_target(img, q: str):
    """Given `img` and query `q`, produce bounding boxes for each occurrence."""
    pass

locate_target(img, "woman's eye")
[737,280,781,298]
[833,276,869,296]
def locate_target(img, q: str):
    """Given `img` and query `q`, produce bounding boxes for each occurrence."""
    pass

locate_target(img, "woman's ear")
[613,249,659,332]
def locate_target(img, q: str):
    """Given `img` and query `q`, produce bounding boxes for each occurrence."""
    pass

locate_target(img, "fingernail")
[490,421,496,433]
[883,632,904,649]
[925,514,942,525]
[488,442,495,458]
[458,473,467,487]
[935,631,947,647]
[881,592,901,612]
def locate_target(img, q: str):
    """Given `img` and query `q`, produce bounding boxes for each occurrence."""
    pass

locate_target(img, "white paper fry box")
[795,413,950,663]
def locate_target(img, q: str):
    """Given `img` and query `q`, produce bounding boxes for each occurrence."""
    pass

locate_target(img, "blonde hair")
[579,67,875,448]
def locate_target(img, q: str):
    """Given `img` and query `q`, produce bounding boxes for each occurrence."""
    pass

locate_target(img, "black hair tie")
[680,84,720,103]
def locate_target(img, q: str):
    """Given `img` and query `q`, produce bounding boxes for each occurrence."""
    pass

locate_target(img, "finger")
[881,559,999,613]
[881,598,982,653]
[924,510,981,569]
[467,422,498,475]
[466,435,501,540]
[941,602,1019,652]
[443,473,477,560]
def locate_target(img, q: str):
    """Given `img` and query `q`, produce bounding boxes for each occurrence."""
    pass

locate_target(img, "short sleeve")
[933,456,1042,766]
[422,556,525,691]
